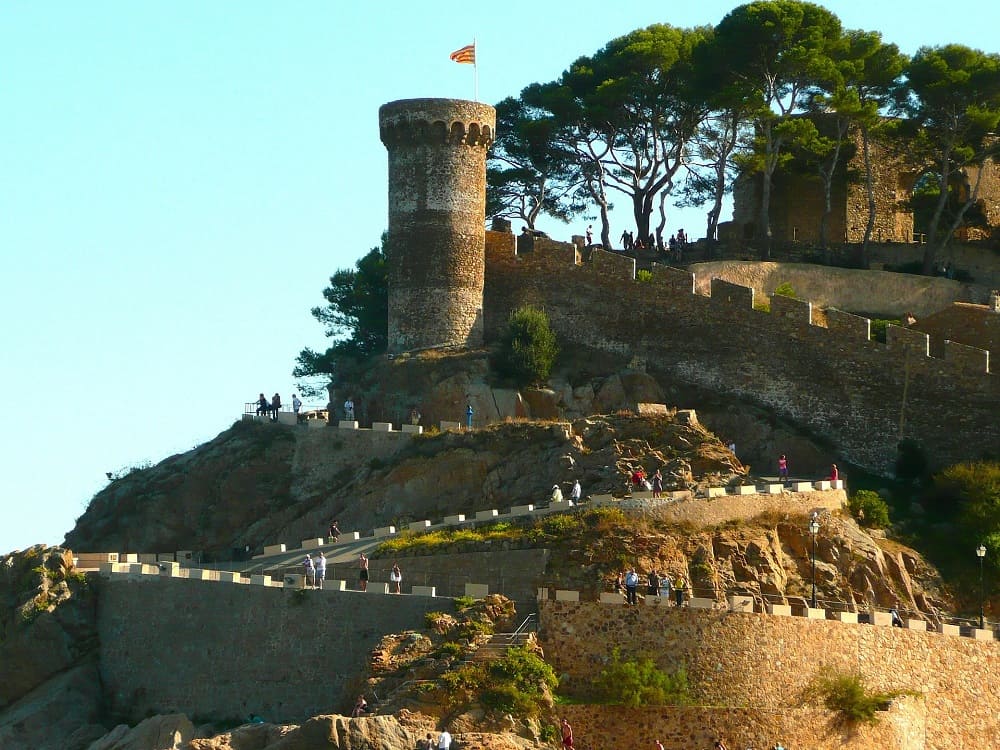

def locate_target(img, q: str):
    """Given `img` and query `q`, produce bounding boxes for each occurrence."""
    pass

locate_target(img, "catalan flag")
[449,43,476,65]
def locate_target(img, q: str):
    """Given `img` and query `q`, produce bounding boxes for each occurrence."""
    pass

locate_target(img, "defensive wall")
[484,231,999,473]
[538,601,1000,750]
[96,575,446,724]
[90,564,996,746]
[559,702,926,750]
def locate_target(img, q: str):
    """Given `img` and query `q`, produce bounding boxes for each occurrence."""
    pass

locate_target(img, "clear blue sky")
[1,2,996,554]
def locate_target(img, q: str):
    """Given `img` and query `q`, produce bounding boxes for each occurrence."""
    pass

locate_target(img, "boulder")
[521,389,561,420]
[86,714,195,750]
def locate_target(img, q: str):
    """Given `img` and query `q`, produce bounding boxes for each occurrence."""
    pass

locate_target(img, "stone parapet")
[539,602,1000,748]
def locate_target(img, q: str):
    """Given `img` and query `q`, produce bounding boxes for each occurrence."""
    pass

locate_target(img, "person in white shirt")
[292,394,303,415]
[550,484,564,503]
[314,553,326,588]
[344,398,355,421]
[438,730,452,750]
[624,568,639,605]
[302,556,315,588]
[570,480,581,506]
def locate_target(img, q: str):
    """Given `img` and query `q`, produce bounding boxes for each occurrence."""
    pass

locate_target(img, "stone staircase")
[471,631,534,662]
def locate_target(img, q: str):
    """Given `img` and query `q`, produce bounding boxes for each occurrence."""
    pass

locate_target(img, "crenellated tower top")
[379,98,494,149]
[379,98,496,354]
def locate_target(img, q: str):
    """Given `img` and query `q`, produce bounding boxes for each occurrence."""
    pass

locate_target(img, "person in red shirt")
[561,719,573,750]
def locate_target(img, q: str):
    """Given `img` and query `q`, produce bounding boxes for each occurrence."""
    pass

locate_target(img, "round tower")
[379,98,496,354]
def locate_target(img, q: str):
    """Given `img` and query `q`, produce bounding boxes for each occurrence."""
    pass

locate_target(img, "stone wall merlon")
[648,263,696,294]
[710,278,754,308]
[770,294,813,324]
[886,324,930,356]
[586,248,635,280]
[944,339,990,374]
[530,238,579,265]
[825,308,871,340]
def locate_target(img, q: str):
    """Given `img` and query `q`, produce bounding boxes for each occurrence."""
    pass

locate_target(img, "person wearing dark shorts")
[359,552,369,591]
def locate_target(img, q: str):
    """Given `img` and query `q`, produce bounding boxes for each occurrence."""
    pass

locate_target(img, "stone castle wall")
[96,576,444,723]
[559,702,927,750]
[539,602,999,750]
[732,124,922,244]
[483,232,998,473]
[380,98,495,354]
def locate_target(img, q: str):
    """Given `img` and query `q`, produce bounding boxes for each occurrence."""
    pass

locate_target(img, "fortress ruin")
[380,99,998,474]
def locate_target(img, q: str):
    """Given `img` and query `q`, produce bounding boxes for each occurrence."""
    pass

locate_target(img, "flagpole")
[473,38,479,102]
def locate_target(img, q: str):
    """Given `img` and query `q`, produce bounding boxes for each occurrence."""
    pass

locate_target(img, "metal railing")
[507,613,537,640]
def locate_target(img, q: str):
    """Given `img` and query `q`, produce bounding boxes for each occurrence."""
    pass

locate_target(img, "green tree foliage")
[773,282,797,298]
[714,1,843,259]
[522,24,710,246]
[494,306,558,387]
[894,45,1000,274]
[808,670,904,724]
[440,647,557,719]
[932,461,1000,571]
[847,490,891,529]
[293,238,388,394]
[590,648,691,707]
[833,30,907,266]
[486,97,582,229]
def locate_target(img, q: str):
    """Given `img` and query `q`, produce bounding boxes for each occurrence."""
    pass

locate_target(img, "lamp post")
[977,544,986,629]
[809,515,820,609]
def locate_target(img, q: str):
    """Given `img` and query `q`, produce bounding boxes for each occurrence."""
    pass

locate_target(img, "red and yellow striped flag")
[449,43,476,65]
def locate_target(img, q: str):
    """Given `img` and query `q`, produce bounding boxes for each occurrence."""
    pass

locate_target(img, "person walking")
[560,718,573,750]
[438,729,452,750]
[778,454,789,483]
[466,403,474,430]
[570,479,581,506]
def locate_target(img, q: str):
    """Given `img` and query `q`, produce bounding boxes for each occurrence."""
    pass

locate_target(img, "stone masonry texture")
[559,702,927,750]
[96,577,445,724]
[539,602,999,750]
[482,234,999,473]
[380,98,495,354]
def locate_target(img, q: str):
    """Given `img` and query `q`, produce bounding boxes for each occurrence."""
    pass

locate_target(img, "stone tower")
[379,98,496,354]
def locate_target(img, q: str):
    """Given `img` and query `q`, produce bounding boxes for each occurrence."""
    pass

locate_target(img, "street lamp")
[809,515,821,609]
[977,544,986,629]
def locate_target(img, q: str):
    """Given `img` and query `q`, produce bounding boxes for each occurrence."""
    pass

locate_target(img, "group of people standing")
[255,392,302,421]
[618,568,689,606]
[301,552,327,588]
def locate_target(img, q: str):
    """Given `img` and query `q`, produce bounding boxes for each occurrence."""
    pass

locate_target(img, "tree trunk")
[860,125,876,270]
[921,149,954,276]
[656,192,668,250]
[599,201,611,250]
[758,169,773,261]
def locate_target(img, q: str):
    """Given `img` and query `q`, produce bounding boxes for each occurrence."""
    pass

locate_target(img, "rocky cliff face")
[64,411,744,556]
